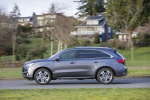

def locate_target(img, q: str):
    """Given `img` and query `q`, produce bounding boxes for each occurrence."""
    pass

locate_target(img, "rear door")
[75,50,99,77]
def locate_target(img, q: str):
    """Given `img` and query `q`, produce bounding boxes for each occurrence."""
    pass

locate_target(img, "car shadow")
[26,78,150,85]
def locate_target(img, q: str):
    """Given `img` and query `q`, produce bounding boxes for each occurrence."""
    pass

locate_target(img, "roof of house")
[76,17,106,27]
[17,17,31,19]
[86,15,104,20]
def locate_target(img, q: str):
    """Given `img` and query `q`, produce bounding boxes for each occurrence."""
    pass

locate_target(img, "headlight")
[24,63,35,70]
[27,63,35,67]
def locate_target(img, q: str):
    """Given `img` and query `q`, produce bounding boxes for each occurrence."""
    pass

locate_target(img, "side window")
[59,50,76,60]
[76,50,97,58]
[97,51,111,58]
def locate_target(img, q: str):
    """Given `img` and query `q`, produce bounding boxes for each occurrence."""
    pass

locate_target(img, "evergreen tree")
[9,3,21,19]
[75,0,105,17]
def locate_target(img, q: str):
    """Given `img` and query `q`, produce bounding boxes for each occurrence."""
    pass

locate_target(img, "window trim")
[75,50,112,59]
[97,50,113,58]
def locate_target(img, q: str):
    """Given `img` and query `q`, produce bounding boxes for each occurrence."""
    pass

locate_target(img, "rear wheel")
[96,68,114,84]
[34,68,51,85]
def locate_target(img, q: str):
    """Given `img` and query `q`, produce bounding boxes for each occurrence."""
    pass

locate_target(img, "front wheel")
[96,68,114,84]
[34,68,51,85]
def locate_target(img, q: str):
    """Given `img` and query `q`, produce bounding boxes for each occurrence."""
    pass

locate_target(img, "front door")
[53,50,77,78]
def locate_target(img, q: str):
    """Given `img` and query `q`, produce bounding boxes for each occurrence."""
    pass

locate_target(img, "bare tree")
[106,0,148,61]
[136,22,150,37]
[9,3,21,66]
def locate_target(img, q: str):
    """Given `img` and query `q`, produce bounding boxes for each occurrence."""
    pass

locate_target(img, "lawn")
[0,88,150,100]
[119,47,150,66]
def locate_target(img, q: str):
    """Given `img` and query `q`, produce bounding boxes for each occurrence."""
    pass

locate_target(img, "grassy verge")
[0,88,150,100]
[0,68,22,79]
[0,67,150,79]
[119,47,150,67]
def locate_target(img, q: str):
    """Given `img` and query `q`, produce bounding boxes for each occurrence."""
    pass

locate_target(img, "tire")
[96,68,114,84]
[34,68,51,85]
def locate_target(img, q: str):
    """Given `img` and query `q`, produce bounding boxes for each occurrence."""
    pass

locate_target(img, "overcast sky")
[0,0,79,17]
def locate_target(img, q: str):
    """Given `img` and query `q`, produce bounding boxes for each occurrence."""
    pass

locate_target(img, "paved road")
[0,78,150,89]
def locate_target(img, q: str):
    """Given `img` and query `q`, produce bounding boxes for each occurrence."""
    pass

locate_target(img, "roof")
[17,17,31,19]
[76,18,106,27]
[86,15,104,20]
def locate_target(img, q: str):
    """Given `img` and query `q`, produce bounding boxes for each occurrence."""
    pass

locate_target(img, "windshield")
[48,50,64,59]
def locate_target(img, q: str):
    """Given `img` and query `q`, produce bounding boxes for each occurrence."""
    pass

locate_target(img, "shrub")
[94,33,100,44]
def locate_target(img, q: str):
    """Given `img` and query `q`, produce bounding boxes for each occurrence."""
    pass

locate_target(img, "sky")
[0,0,79,17]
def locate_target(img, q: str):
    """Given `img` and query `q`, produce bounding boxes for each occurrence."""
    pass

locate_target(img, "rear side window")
[76,50,97,58]
[97,51,111,58]
[115,51,124,58]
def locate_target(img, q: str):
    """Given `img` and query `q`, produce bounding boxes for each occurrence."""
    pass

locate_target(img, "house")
[71,15,114,42]
[36,13,57,33]
[17,13,36,28]
[17,17,32,26]
[35,13,67,33]
[116,31,137,41]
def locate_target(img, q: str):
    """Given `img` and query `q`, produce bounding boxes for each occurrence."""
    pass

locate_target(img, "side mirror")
[55,57,60,61]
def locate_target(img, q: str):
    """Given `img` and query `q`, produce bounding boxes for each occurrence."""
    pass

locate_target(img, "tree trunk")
[41,31,45,59]
[12,32,16,67]
[60,41,63,51]
[127,31,134,61]
[57,41,60,52]
[50,39,53,56]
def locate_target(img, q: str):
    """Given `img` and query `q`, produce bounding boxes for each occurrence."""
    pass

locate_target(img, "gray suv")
[22,47,127,84]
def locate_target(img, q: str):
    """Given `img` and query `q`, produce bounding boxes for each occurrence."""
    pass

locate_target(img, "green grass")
[119,47,150,66]
[0,68,22,79]
[0,88,150,100]
[129,67,150,76]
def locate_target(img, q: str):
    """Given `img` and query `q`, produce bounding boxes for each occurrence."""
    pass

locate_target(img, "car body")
[22,47,127,84]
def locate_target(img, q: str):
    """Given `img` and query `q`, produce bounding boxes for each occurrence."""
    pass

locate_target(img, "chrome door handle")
[71,62,75,64]
[94,61,99,63]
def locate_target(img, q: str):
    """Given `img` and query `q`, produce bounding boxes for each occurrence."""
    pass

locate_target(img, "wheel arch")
[33,67,53,80]
[95,66,116,79]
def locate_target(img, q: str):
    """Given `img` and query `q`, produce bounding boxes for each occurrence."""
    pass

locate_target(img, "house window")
[38,21,43,26]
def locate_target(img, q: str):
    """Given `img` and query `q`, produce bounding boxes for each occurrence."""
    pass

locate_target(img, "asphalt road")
[0,78,150,89]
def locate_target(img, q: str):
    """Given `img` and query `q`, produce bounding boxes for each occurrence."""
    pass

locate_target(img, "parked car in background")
[22,47,127,85]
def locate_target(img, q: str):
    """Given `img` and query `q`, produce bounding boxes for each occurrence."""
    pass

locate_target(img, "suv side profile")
[22,47,127,84]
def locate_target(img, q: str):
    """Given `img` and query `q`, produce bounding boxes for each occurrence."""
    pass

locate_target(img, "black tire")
[96,68,114,84]
[34,68,51,85]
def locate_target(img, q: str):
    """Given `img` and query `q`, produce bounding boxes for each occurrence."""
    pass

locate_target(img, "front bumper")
[22,64,33,80]
[22,71,33,80]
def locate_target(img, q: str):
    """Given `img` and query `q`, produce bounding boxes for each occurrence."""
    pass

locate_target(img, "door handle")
[94,61,99,63]
[71,62,75,64]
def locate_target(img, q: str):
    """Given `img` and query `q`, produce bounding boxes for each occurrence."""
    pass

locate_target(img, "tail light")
[117,59,125,65]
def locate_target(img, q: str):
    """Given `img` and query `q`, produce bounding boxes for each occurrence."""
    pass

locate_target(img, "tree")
[45,3,77,56]
[9,3,21,66]
[0,9,12,56]
[75,0,105,17]
[106,0,149,61]
[136,22,150,45]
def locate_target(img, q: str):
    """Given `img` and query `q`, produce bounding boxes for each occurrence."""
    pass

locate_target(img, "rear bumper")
[116,68,127,76]
[124,68,127,75]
